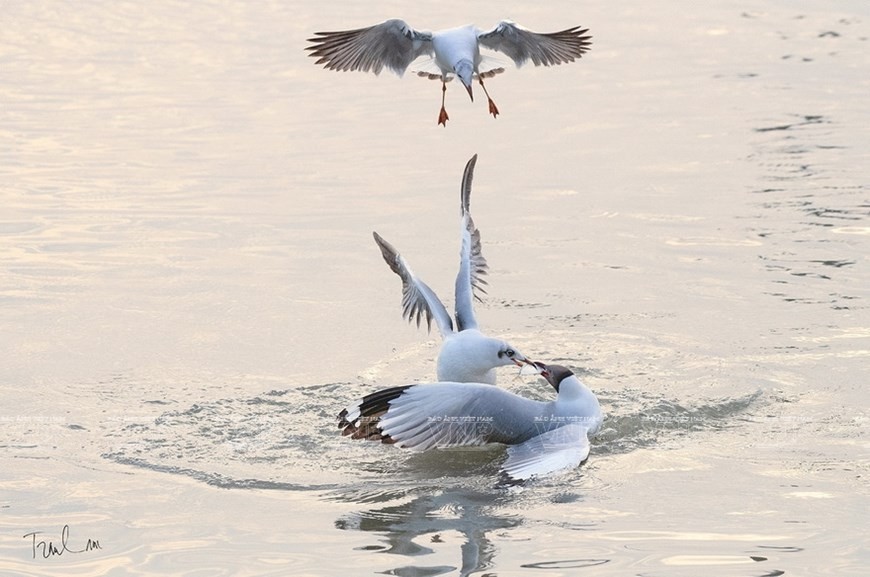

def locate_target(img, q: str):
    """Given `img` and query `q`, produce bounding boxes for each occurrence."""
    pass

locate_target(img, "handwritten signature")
[23,525,101,559]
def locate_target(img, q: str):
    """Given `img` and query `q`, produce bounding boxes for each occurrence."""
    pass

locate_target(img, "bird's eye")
[501,349,515,358]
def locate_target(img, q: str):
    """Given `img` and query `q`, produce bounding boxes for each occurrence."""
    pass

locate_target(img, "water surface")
[1,1,868,575]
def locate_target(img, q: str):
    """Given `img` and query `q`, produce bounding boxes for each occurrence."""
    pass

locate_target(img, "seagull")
[373,154,525,384]
[306,19,592,125]
[338,362,603,481]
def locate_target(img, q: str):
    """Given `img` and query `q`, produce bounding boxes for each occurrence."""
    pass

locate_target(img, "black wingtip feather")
[338,385,415,442]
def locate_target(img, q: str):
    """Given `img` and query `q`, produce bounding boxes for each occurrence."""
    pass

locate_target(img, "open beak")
[511,352,531,368]
[516,358,550,379]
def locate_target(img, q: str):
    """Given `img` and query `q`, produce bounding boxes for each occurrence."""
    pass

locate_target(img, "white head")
[454,59,474,101]
[437,330,525,384]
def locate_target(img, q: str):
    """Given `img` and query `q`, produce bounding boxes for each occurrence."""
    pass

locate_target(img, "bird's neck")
[558,377,597,404]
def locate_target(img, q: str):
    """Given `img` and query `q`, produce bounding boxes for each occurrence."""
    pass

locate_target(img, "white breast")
[432,25,481,73]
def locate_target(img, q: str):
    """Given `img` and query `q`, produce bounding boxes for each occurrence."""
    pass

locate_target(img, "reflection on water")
[334,488,520,577]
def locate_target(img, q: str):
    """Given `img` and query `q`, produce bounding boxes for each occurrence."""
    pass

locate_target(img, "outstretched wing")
[338,384,413,441]
[370,382,542,451]
[502,424,591,481]
[477,21,592,68]
[373,231,454,338]
[454,154,489,332]
[306,19,434,75]
[338,383,592,481]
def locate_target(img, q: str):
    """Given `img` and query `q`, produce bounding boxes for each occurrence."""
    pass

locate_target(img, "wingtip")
[465,153,479,173]
[497,470,528,487]
[461,154,478,215]
[372,230,396,258]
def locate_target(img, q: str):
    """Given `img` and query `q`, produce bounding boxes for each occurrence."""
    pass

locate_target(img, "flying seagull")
[306,19,592,125]
[373,154,525,384]
[338,362,603,481]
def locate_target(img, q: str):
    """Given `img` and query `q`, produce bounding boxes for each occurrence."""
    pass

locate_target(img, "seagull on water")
[373,154,525,384]
[306,19,592,125]
[338,362,603,481]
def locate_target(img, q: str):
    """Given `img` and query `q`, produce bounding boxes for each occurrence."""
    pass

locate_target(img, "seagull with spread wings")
[373,154,526,384]
[306,19,592,125]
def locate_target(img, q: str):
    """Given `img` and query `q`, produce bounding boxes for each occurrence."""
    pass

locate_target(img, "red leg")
[438,81,449,126]
[479,77,499,118]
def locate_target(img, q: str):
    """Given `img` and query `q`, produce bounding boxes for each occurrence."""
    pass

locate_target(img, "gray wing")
[377,382,544,451]
[454,154,489,332]
[503,424,591,481]
[477,21,592,67]
[306,19,434,75]
[373,231,455,338]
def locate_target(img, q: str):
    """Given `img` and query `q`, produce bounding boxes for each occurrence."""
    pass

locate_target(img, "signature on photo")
[23,525,101,559]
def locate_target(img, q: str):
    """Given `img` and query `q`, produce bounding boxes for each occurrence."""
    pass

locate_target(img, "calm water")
[2,1,868,575]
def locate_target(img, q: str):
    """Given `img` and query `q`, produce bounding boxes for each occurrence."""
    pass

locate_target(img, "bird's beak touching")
[529,361,549,376]
[464,83,474,102]
[516,357,537,377]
